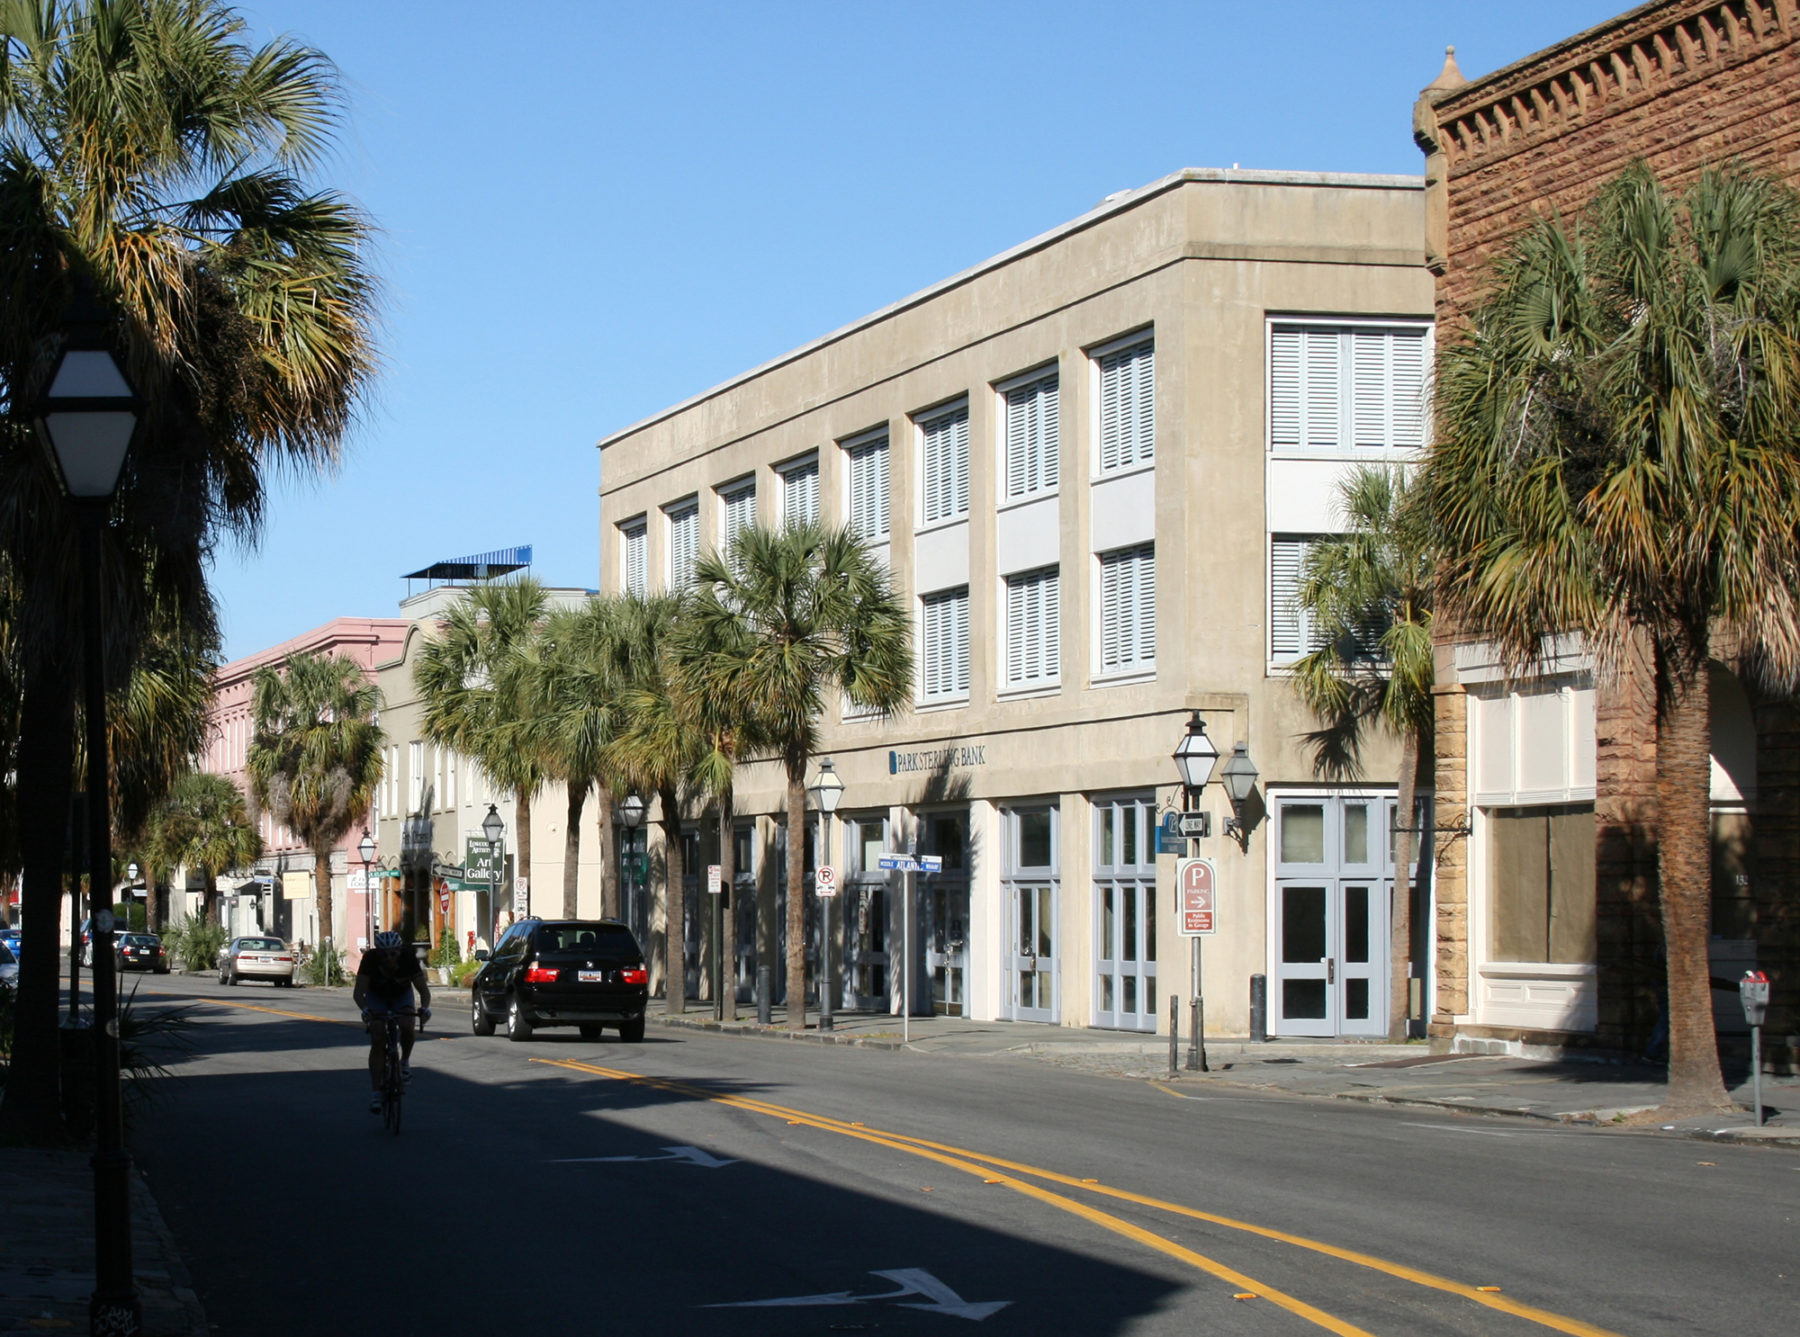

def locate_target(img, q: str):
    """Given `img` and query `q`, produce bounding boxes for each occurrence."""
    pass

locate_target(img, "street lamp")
[1172,711,1221,800]
[358,828,376,952]
[617,793,644,938]
[34,279,142,1335]
[482,803,505,943]
[1218,743,1261,849]
[807,758,844,1032]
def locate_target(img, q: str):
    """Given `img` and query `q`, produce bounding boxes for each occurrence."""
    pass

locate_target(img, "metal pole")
[67,866,81,1025]
[1752,1023,1764,1128]
[818,811,832,1032]
[712,880,724,1023]
[1168,995,1179,1077]
[902,868,911,1046]
[81,521,140,1334]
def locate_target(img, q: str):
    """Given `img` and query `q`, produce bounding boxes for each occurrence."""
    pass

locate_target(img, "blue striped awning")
[402,546,532,581]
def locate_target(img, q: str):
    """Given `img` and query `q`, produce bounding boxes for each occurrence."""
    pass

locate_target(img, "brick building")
[1412,0,1800,1065]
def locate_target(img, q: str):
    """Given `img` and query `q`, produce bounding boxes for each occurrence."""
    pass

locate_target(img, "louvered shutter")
[1098,340,1154,471]
[953,589,970,693]
[1137,545,1155,663]
[848,435,890,539]
[668,500,698,589]
[923,588,969,699]
[1006,387,1030,499]
[1270,536,1312,660]
[1005,567,1059,685]
[1352,331,1388,448]
[1302,330,1340,448]
[1099,545,1154,670]
[1389,328,1427,447]
[783,459,818,525]
[1273,324,1430,451]
[1006,374,1059,498]
[923,406,969,523]
[1270,328,1301,448]
[721,481,755,549]
[622,519,647,596]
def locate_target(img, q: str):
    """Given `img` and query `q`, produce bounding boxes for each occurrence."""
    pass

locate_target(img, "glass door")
[732,822,756,1004]
[921,811,969,1016]
[1272,796,1391,1037]
[841,815,889,1011]
[1004,806,1058,1023]
[1094,795,1156,1031]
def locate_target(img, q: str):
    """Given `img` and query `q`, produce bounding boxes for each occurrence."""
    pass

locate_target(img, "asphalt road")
[127,976,1797,1337]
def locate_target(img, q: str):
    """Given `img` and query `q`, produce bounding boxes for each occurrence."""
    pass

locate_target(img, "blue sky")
[215,0,1624,663]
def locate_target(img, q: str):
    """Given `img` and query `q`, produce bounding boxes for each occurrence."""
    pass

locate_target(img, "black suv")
[470,918,649,1043]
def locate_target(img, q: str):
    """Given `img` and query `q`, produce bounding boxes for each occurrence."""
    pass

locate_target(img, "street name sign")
[876,853,944,873]
[1177,857,1217,936]
[816,865,838,897]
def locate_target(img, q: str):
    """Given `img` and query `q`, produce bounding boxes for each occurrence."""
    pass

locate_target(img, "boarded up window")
[1488,804,1596,964]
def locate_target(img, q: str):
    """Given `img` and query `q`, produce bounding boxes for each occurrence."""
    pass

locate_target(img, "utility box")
[1739,971,1770,1027]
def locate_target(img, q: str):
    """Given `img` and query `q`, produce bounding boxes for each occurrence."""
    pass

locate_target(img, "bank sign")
[890,744,987,774]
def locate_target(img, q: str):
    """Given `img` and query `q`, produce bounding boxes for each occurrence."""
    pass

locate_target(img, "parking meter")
[1739,971,1770,1027]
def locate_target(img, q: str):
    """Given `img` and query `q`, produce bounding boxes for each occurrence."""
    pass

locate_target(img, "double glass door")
[840,815,889,1011]
[921,811,968,1016]
[1004,806,1058,1023]
[1272,795,1394,1037]
[1094,795,1156,1031]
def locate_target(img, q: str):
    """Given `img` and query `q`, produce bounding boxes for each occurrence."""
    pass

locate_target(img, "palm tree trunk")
[599,804,618,921]
[661,785,685,1015]
[718,786,737,1022]
[1656,653,1731,1115]
[145,866,160,933]
[1390,731,1419,1040]
[514,793,533,909]
[563,782,586,918]
[314,847,335,981]
[0,671,77,1145]
[204,869,218,925]
[785,757,807,1030]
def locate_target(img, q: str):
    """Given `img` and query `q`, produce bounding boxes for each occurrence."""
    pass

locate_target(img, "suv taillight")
[524,964,559,984]
[620,967,647,986]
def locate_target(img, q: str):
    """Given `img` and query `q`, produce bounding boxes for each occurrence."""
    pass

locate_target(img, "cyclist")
[352,930,431,1114]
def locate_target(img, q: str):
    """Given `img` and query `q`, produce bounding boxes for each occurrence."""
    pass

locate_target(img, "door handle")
[1326,958,1336,984]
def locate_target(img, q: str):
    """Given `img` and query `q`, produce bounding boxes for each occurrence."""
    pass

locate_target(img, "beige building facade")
[599,168,1435,1035]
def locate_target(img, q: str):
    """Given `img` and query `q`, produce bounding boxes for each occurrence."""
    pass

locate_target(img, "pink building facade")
[203,618,407,963]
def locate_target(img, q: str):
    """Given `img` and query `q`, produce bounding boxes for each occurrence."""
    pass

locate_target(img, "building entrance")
[1094,794,1156,1031]
[920,811,968,1016]
[840,815,889,1011]
[1003,805,1058,1024]
[1271,795,1394,1037]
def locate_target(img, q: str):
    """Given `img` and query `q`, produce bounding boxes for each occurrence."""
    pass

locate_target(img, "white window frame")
[1270,533,1327,665]
[779,454,819,526]
[407,740,424,814]
[997,365,1059,503]
[920,586,970,705]
[916,399,970,528]
[1002,565,1060,694]
[1096,543,1155,680]
[665,496,700,590]
[1091,329,1154,477]
[619,516,647,597]
[1267,317,1432,456]
[843,426,890,541]
[718,476,756,551]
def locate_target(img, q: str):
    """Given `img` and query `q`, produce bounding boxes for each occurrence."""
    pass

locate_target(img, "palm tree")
[150,770,260,923]
[246,651,383,977]
[1289,465,1434,1040]
[0,0,377,1143]
[609,593,698,1014]
[1418,162,1800,1116]
[414,579,550,902]
[684,522,911,1029]
[526,599,628,918]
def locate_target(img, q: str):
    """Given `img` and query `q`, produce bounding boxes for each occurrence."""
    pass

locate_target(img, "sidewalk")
[650,1005,1800,1145]
[0,1149,206,1335]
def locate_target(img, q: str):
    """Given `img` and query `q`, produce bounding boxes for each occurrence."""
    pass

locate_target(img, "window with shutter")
[920,403,970,524]
[1268,323,1430,452]
[719,479,755,550]
[1004,373,1059,499]
[666,498,699,590]
[1270,534,1324,662]
[620,518,647,596]
[1097,338,1154,473]
[921,587,970,702]
[1098,544,1155,673]
[845,431,890,539]
[1004,566,1060,687]
[781,457,819,525]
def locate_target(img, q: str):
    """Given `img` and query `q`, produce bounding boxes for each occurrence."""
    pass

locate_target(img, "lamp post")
[807,758,844,1032]
[358,829,376,956]
[618,792,645,941]
[1171,712,1220,1071]
[35,280,142,1335]
[482,803,505,944]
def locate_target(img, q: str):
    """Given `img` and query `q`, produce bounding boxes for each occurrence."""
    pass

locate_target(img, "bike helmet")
[373,930,406,951]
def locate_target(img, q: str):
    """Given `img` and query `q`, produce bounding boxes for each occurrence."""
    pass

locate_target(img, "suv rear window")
[535,923,637,954]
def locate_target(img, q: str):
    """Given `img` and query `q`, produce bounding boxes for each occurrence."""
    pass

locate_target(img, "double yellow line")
[534,1056,1627,1337]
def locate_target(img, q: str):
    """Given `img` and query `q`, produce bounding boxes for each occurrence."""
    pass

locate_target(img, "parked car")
[470,918,648,1042]
[0,927,21,959]
[0,939,16,988]
[116,933,169,974]
[217,936,296,987]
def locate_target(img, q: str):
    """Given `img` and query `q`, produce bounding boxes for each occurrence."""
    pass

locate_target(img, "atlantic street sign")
[876,854,943,873]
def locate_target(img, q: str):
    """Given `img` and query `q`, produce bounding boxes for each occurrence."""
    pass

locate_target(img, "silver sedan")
[217,936,296,987]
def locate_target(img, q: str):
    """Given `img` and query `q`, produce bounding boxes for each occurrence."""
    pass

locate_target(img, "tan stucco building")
[597,168,1435,1036]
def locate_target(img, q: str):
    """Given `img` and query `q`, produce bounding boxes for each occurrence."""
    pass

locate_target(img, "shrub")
[302,943,346,986]
[451,958,483,987]
[162,916,228,972]
[428,924,461,969]
[110,902,147,933]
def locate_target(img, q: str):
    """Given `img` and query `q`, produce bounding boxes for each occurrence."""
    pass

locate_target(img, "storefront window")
[1488,804,1596,963]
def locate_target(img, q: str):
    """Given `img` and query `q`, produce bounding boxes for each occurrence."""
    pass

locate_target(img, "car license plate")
[578,970,604,983]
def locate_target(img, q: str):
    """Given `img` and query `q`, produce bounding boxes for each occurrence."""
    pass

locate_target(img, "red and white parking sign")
[1177,857,1217,936]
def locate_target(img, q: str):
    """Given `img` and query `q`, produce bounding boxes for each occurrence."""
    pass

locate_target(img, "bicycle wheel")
[384,1082,402,1134]
[383,1025,404,1134]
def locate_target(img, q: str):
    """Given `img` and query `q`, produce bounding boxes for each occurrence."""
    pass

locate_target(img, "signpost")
[816,865,837,897]
[707,864,724,1022]
[876,851,941,1042]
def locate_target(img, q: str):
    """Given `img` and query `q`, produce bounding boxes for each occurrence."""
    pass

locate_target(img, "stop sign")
[1177,857,1216,936]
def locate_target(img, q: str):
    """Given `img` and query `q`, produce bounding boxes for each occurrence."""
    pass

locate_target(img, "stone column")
[1430,683,1469,1031]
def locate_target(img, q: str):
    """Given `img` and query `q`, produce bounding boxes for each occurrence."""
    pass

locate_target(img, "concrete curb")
[134,1166,209,1337]
[652,1014,913,1050]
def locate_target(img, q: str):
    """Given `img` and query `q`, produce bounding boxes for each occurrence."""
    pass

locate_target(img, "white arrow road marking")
[704,1268,1010,1321]
[548,1145,737,1167]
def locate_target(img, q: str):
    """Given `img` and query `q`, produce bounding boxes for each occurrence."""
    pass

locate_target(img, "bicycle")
[371,1007,427,1134]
